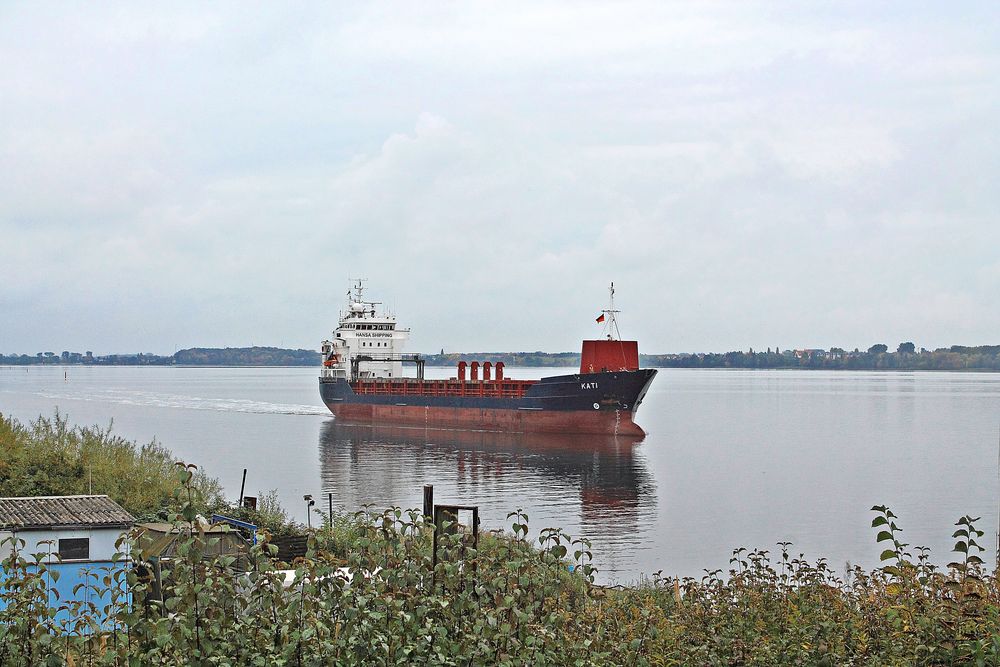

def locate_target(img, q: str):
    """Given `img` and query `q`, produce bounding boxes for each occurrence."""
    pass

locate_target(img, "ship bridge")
[321,280,414,381]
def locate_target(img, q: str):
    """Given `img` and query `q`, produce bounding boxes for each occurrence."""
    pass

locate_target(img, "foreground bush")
[0,412,302,535]
[1,463,999,665]
[585,522,1000,666]
[0,412,224,518]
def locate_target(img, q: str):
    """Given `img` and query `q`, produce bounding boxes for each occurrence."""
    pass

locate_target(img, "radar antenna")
[345,277,383,317]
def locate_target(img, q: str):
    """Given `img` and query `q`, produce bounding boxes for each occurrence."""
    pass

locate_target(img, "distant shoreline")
[5,364,1000,373]
[3,343,999,372]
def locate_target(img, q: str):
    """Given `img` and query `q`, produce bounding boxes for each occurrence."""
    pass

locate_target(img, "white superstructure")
[320,280,411,381]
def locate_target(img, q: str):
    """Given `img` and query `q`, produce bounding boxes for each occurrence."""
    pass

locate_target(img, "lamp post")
[304,494,315,530]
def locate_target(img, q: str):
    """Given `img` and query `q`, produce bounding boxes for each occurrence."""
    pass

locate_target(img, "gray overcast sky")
[1,2,998,355]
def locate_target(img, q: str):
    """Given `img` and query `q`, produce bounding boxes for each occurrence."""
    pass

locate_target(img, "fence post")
[423,485,434,521]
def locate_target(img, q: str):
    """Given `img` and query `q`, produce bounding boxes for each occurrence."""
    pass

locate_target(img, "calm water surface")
[2,365,998,582]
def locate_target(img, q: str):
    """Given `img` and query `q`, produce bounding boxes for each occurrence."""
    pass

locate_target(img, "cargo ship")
[319,281,657,435]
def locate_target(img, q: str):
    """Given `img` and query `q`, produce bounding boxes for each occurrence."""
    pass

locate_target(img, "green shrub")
[0,412,223,518]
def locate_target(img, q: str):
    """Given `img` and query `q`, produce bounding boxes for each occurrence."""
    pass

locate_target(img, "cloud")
[1,2,998,354]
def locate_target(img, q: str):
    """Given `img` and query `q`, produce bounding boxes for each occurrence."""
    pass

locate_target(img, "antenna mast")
[601,282,622,340]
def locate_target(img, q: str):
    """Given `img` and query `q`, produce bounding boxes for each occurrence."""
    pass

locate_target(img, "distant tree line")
[0,350,172,365]
[422,352,581,367]
[3,343,999,370]
[173,347,319,366]
[643,343,1000,371]
[426,344,1000,371]
[0,347,320,367]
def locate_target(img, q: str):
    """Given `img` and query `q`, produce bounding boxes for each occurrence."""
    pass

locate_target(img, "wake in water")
[28,388,329,416]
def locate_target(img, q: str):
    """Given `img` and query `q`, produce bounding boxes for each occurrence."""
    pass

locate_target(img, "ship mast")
[345,278,382,317]
[349,278,366,305]
[601,282,622,341]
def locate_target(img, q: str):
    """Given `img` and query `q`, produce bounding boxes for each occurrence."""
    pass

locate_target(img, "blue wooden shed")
[0,495,134,624]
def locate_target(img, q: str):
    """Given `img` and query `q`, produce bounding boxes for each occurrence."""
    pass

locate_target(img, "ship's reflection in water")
[318,421,657,580]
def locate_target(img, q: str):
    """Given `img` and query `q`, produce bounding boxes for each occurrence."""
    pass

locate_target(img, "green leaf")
[871,517,888,528]
[880,549,898,562]
[876,531,894,543]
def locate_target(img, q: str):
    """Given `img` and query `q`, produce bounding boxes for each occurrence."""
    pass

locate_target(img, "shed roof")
[136,523,252,561]
[0,495,134,530]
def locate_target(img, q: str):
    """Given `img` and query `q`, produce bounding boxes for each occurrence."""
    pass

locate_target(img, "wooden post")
[238,468,247,507]
[423,485,434,520]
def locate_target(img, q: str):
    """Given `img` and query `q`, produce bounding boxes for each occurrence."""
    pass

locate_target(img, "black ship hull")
[319,368,657,435]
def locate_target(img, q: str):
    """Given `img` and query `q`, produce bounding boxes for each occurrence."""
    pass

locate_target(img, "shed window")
[58,537,90,561]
